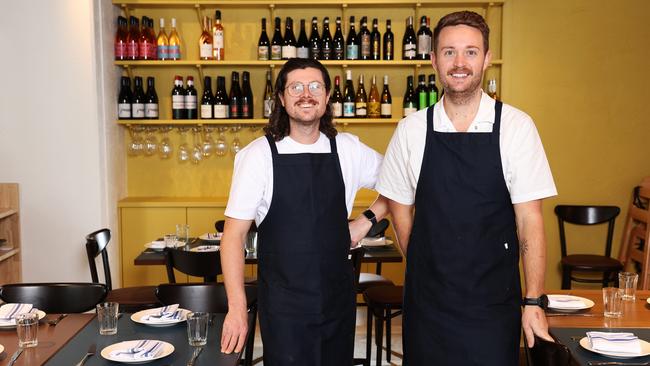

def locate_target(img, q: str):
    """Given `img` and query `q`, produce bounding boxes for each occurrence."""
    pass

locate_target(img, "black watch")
[522,294,549,310]
[362,209,377,226]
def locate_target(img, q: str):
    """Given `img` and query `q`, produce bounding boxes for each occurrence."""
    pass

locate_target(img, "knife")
[8,348,23,366]
[587,361,650,366]
[546,313,600,317]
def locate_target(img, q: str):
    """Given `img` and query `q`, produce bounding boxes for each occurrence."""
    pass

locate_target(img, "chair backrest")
[0,283,107,313]
[525,336,572,366]
[554,205,620,258]
[215,220,257,233]
[155,283,257,313]
[85,228,113,290]
[350,246,366,289]
[165,248,222,283]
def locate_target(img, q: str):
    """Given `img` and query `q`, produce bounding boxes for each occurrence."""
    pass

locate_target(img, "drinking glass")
[187,312,209,346]
[144,127,158,156]
[245,231,257,258]
[127,126,144,156]
[202,126,215,157]
[618,272,639,301]
[214,127,228,157]
[191,127,203,164]
[97,302,119,335]
[602,287,623,318]
[176,224,190,246]
[164,233,178,248]
[159,126,173,159]
[16,312,39,348]
[231,125,242,155]
[177,127,190,162]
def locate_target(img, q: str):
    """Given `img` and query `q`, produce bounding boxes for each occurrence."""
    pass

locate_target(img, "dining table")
[546,289,650,365]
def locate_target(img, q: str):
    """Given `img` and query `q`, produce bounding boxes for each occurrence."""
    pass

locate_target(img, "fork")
[187,347,203,366]
[75,344,96,366]
[47,313,68,326]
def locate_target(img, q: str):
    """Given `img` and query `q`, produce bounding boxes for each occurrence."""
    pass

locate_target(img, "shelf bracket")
[196,64,205,88]
[123,65,134,80]
[121,4,130,19]
[194,4,203,25]
[269,4,275,20]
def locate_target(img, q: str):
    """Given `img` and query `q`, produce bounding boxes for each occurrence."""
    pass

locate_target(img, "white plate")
[199,233,222,242]
[547,294,595,311]
[101,340,174,363]
[190,245,219,252]
[144,241,165,251]
[579,337,650,359]
[0,344,4,355]
[131,308,190,327]
[0,310,46,328]
[359,237,394,247]
[647,297,650,305]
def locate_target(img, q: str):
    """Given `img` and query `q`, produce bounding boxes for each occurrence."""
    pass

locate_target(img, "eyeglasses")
[285,81,325,97]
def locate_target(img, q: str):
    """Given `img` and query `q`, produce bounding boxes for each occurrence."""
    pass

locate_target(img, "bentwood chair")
[554,205,623,289]
[524,335,574,366]
[156,283,258,366]
[357,219,395,302]
[0,282,107,313]
[86,228,160,312]
[165,247,222,283]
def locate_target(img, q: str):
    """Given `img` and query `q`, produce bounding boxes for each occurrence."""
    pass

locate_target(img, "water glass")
[245,232,257,257]
[187,312,209,346]
[16,312,39,348]
[97,302,119,335]
[618,272,639,301]
[176,224,190,246]
[602,287,623,318]
[164,233,178,248]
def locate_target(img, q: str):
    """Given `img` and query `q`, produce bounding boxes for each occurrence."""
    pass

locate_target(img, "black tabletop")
[551,327,650,366]
[45,312,240,366]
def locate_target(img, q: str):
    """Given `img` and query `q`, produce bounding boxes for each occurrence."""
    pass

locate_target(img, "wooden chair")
[618,177,650,289]
[85,228,160,312]
[156,283,258,366]
[0,282,107,313]
[524,335,573,366]
[165,247,222,283]
[554,205,623,289]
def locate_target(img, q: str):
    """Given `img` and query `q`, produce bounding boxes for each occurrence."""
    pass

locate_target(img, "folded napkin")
[141,304,182,323]
[109,340,164,361]
[548,295,585,309]
[192,245,219,252]
[204,232,222,240]
[148,241,166,250]
[0,303,33,320]
[587,331,642,355]
[360,237,387,247]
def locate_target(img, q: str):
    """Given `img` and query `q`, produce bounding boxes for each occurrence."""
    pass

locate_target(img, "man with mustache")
[376,11,557,365]
[220,58,387,366]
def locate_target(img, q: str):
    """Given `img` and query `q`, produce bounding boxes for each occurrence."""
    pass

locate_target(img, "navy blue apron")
[403,102,521,365]
[256,135,355,366]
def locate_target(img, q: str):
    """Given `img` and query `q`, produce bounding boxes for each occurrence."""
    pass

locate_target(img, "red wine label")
[115,42,127,59]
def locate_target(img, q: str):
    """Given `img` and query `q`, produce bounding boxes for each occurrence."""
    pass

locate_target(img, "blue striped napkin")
[142,304,182,323]
[0,303,33,323]
[109,340,164,361]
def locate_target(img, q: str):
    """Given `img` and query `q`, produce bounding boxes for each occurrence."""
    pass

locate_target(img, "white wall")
[0,0,125,283]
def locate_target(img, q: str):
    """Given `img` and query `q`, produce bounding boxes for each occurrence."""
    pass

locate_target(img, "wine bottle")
[403,75,417,116]
[320,17,333,60]
[368,75,380,118]
[380,75,392,118]
[185,76,198,119]
[345,16,358,60]
[213,10,224,60]
[308,17,320,59]
[332,17,345,60]
[263,70,274,119]
[370,18,381,61]
[126,16,139,60]
[330,75,343,118]
[156,18,169,60]
[355,74,368,117]
[117,76,132,120]
[145,77,159,119]
[416,15,432,60]
[487,79,499,101]
[214,76,229,119]
[282,17,297,59]
[168,18,181,60]
[258,18,270,61]
[343,70,355,118]
[416,74,428,110]
[201,76,214,119]
[359,17,371,60]
[403,16,416,60]
[241,71,254,119]
[297,19,310,59]
[115,16,128,60]
[147,18,157,59]
[138,16,154,60]
[131,76,146,118]
[428,74,439,106]
[271,17,283,60]
[229,71,242,119]
[383,19,394,60]
[199,16,213,60]
[171,75,186,119]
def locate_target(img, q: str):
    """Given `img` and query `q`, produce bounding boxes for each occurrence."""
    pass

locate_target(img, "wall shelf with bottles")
[117,117,400,126]
[116,59,502,67]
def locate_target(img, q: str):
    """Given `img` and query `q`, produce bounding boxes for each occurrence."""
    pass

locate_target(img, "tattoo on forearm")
[520,239,529,255]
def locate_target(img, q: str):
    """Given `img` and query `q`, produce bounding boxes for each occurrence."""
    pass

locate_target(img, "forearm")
[388,199,414,254]
[515,200,547,297]
[221,218,250,311]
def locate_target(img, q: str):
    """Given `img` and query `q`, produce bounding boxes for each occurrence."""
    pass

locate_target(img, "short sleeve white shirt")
[376,92,557,205]
[225,132,383,226]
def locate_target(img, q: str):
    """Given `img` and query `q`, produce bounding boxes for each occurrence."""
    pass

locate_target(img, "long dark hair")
[263,58,337,141]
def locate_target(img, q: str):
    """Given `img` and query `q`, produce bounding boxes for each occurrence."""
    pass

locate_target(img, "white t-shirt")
[377,92,557,205]
[225,132,383,226]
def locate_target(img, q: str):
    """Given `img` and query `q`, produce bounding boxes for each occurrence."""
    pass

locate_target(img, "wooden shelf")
[115,59,503,67]
[117,117,400,125]
[0,209,17,220]
[114,0,505,7]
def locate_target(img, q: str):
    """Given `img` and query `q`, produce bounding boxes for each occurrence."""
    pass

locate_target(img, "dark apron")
[256,135,355,366]
[403,102,522,366]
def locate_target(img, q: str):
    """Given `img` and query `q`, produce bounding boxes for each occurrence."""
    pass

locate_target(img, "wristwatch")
[522,294,549,310]
[362,209,377,226]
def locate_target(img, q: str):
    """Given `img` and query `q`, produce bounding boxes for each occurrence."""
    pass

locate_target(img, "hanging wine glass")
[214,126,228,157]
[202,126,215,158]
[191,126,203,164]
[159,126,173,159]
[231,125,242,155]
[144,127,158,156]
[177,127,190,163]
[127,126,144,156]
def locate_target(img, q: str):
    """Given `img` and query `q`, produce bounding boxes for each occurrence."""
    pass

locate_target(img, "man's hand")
[522,305,553,347]
[349,216,373,247]
[220,307,249,354]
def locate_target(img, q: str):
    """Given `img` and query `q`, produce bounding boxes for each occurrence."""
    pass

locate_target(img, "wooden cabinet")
[0,184,21,284]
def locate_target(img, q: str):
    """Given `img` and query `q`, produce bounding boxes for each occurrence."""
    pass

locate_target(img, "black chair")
[555,205,623,289]
[363,285,403,366]
[86,228,160,312]
[165,247,222,283]
[156,283,258,366]
[525,335,573,366]
[358,219,395,302]
[0,283,107,313]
